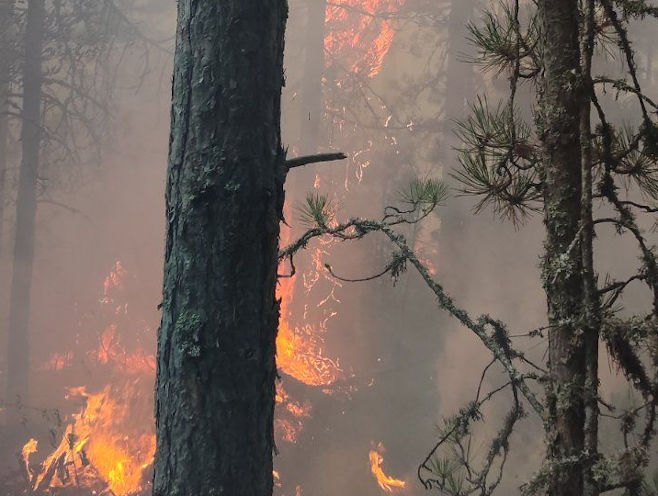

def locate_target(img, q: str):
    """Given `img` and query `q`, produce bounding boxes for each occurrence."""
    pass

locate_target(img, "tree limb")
[285,152,347,170]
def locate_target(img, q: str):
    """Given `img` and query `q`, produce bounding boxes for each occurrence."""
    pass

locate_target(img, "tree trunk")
[153,1,288,495]
[0,0,14,255]
[299,0,326,156]
[579,2,601,494]
[5,0,45,407]
[539,1,589,495]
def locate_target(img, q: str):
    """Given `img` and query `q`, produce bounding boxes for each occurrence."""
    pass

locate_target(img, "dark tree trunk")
[579,2,600,494]
[153,2,288,495]
[539,1,589,495]
[0,0,14,255]
[5,0,45,407]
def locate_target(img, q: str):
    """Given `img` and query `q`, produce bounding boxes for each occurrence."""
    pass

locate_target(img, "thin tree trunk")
[437,0,478,290]
[6,0,45,407]
[153,1,288,495]
[299,0,326,156]
[539,1,588,495]
[0,0,14,255]
[579,1,601,494]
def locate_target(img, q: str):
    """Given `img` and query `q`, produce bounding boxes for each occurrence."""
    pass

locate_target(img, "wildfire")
[24,263,156,496]
[24,383,155,496]
[325,0,406,78]
[276,223,342,388]
[275,383,313,443]
[277,275,342,387]
[369,443,406,493]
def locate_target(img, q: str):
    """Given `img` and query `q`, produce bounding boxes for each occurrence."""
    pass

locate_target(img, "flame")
[369,443,406,493]
[24,263,156,496]
[21,438,38,475]
[27,217,344,496]
[95,324,156,374]
[24,383,155,496]
[325,0,406,78]
[276,224,342,387]
[275,383,313,443]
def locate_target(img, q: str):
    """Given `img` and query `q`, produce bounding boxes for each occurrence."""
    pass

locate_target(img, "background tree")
[2,0,154,409]
[283,0,658,495]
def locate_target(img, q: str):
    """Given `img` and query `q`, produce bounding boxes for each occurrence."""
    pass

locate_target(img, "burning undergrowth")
[11,249,349,496]
[0,1,415,493]
[17,262,156,496]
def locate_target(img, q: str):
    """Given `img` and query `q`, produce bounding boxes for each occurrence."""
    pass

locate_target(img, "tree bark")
[5,0,45,407]
[579,2,601,495]
[0,0,15,256]
[538,1,589,495]
[153,2,288,496]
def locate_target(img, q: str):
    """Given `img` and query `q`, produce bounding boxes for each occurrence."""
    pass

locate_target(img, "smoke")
[1,1,658,495]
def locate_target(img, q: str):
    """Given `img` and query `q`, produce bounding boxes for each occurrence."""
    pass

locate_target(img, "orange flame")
[369,443,406,493]
[24,384,155,496]
[325,0,406,78]
[276,223,342,387]
[24,263,156,496]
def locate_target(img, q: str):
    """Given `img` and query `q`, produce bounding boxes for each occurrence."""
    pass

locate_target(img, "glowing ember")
[369,443,406,493]
[325,0,406,78]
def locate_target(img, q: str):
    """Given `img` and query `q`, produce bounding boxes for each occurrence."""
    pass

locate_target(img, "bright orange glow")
[325,0,406,78]
[276,224,342,387]
[275,383,313,443]
[24,263,156,496]
[25,384,155,496]
[369,443,406,493]
[95,324,156,375]
[21,438,38,474]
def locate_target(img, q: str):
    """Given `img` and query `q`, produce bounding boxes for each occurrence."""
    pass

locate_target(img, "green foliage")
[398,178,449,212]
[427,456,466,496]
[466,1,539,77]
[298,193,332,227]
[452,97,540,221]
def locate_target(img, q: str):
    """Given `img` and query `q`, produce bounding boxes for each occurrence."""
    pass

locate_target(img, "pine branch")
[285,152,347,170]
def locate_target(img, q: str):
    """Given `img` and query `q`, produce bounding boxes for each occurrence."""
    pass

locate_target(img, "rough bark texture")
[579,2,600,494]
[153,2,288,496]
[538,1,588,495]
[6,0,45,406]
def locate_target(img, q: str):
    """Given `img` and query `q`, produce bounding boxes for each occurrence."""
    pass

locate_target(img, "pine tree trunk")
[0,0,14,255]
[299,0,326,156]
[579,2,600,494]
[153,2,288,495]
[539,1,589,495]
[5,0,45,407]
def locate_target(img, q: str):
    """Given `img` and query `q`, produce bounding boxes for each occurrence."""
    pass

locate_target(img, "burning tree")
[282,1,658,495]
